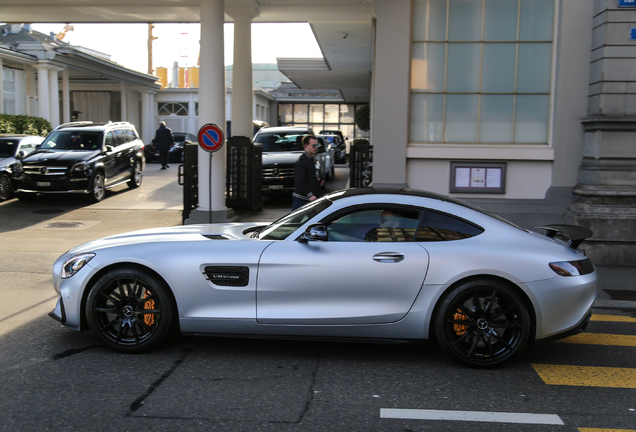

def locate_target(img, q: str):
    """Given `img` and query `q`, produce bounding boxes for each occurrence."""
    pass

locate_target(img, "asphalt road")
[0,162,635,432]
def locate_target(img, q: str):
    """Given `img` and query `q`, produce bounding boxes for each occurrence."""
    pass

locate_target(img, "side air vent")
[202,234,230,240]
[203,266,249,287]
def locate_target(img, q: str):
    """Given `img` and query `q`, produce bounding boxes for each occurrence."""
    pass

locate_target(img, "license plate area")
[36,181,51,187]
[269,185,283,190]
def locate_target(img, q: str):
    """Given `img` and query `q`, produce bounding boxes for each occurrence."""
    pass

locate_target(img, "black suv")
[253,126,328,193]
[15,121,145,202]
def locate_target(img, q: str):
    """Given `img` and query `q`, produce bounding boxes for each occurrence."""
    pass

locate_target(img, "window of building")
[158,102,189,116]
[277,103,366,141]
[410,0,555,144]
[2,67,16,114]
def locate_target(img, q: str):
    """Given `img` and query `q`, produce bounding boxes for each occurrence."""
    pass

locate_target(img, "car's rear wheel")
[89,171,105,202]
[86,268,175,353]
[0,173,12,201]
[128,160,143,189]
[434,279,530,368]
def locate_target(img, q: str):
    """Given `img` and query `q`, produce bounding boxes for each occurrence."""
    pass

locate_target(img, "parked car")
[15,121,145,202]
[253,126,329,192]
[320,130,347,163]
[317,135,335,181]
[49,187,596,367]
[0,134,44,201]
[145,132,197,163]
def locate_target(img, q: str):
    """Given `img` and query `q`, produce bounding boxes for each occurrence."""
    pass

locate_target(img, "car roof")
[54,121,134,132]
[257,126,313,134]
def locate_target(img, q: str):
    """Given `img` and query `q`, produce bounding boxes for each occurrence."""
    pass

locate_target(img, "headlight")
[61,253,95,279]
[71,162,90,173]
[11,162,23,173]
[549,258,594,276]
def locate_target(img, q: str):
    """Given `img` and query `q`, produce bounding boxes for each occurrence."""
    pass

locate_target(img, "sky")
[31,22,323,74]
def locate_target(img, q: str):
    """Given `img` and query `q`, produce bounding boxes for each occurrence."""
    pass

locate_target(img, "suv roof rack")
[55,121,134,131]
[55,121,95,130]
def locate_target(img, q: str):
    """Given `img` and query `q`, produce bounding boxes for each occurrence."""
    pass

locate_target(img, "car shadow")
[0,194,89,235]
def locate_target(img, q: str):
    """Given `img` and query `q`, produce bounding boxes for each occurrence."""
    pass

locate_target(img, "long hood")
[69,222,269,254]
[23,150,100,165]
[262,151,303,167]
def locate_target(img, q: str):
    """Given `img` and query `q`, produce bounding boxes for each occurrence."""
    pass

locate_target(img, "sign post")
[197,123,225,223]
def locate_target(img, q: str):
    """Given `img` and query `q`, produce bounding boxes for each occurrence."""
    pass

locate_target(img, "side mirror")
[16,151,25,160]
[105,145,114,153]
[299,223,328,242]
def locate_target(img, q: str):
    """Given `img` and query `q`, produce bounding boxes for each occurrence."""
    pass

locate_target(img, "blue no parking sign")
[198,123,225,153]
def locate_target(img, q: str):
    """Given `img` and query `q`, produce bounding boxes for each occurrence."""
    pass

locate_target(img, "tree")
[354,105,370,132]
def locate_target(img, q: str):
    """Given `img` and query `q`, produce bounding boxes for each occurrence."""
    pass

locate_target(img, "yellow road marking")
[579,429,636,432]
[532,364,636,388]
[557,333,636,347]
[591,314,636,323]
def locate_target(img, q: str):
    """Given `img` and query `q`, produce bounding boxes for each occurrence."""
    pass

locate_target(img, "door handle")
[372,252,405,263]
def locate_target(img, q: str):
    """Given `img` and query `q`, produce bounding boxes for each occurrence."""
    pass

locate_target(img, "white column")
[371,0,411,187]
[48,67,60,128]
[62,68,70,123]
[35,63,50,121]
[141,90,152,144]
[120,81,127,121]
[228,7,259,137]
[197,0,227,220]
[0,58,4,114]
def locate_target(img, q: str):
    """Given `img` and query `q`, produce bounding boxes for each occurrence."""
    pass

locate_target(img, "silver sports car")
[50,187,597,367]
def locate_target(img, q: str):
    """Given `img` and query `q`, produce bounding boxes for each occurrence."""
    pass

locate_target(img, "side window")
[104,131,116,148]
[326,207,420,242]
[113,129,127,146]
[416,210,483,242]
[126,129,138,142]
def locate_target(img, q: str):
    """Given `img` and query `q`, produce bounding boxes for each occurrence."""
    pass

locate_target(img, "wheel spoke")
[95,306,117,313]
[452,302,477,319]
[466,332,481,358]
[491,329,514,351]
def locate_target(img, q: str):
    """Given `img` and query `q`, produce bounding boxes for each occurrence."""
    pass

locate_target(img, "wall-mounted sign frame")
[450,161,507,194]
[619,0,636,7]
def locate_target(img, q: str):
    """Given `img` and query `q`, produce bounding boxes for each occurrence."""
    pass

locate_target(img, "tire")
[0,173,12,201]
[85,267,175,353]
[128,160,143,189]
[89,171,105,202]
[434,279,530,368]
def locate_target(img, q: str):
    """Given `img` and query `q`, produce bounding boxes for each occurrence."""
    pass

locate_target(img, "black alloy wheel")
[0,173,12,201]
[86,268,175,353]
[128,160,143,189]
[434,279,530,368]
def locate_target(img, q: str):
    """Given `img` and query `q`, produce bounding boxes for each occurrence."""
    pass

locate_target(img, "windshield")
[259,198,332,240]
[254,132,305,152]
[40,131,103,151]
[0,139,18,158]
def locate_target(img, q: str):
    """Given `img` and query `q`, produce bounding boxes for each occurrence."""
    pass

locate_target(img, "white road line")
[380,409,564,425]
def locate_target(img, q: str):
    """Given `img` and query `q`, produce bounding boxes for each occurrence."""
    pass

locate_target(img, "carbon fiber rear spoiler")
[535,224,593,250]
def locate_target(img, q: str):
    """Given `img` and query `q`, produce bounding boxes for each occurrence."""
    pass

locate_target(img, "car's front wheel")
[89,171,105,202]
[434,279,530,368]
[0,173,12,201]
[86,268,175,353]
[128,160,143,189]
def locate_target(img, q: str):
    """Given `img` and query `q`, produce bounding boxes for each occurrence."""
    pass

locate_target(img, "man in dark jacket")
[292,135,323,210]
[153,121,174,169]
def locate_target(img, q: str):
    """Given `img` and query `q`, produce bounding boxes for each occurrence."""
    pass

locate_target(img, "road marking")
[557,333,636,347]
[579,428,636,432]
[579,429,636,432]
[532,364,636,388]
[380,409,564,425]
[591,314,636,323]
